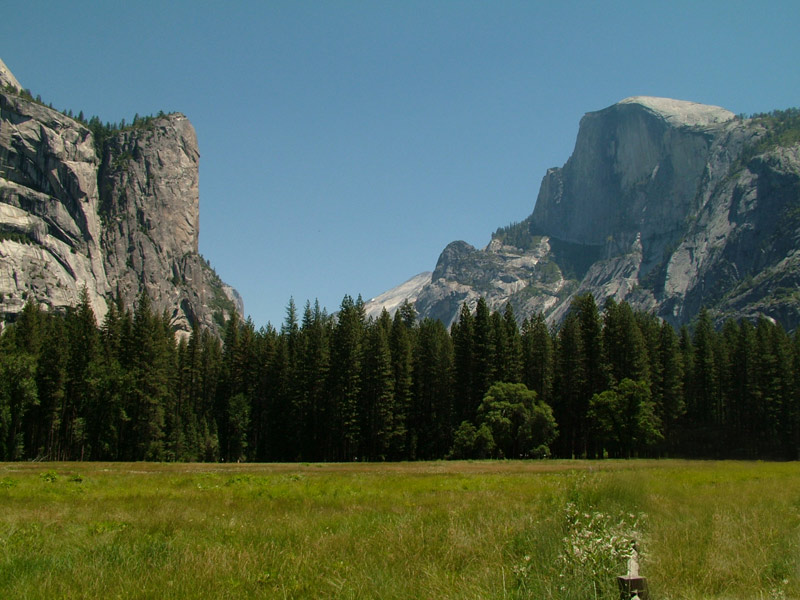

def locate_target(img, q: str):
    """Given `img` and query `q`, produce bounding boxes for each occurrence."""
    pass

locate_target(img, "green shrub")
[39,471,58,483]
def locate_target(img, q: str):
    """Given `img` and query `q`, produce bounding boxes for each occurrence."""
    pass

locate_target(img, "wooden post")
[618,574,649,599]
[618,541,648,599]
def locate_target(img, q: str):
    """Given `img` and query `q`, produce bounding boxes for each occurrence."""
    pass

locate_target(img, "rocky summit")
[0,59,241,336]
[366,96,800,330]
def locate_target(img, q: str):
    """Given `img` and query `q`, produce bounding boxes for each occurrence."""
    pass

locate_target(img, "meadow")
[0,460,798,599]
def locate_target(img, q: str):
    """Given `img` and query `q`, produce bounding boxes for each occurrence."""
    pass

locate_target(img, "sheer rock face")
[531,97,736,257]
[367,97,800,330]
[0,62,241,335]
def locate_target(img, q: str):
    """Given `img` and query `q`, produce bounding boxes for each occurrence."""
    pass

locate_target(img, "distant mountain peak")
[615,96,736,127]
[371,96,800,330]
[363,272,432,321]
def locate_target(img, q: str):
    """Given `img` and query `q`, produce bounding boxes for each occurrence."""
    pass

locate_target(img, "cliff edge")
[0,59,241,335]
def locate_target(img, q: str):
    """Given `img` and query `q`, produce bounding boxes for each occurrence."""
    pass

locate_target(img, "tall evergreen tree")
[126,291,169,460]
[0,351,38,460]
[251,324,278,461]
[298,300,331,461]
[553,311,586,457]
[389,307,414,459]
[279,300,302,460]
[451,302,476,424]
[197,328,222,461]
[34,313,67,459]
[329,295,365,460]
[473,298,495,403]
[62,287,100,460]
[602,298,649,386]
[496,303,523,383]
[653,320,685,454]
[86,299,127,460]
[687,308,719,454]
[574,293,607,399]
[521,313,554,407]
[360,311,396,460]
[411,319,453,459]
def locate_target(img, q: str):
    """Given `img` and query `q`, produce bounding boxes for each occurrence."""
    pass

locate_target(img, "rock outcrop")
[0,59,241,335]
[366,96,800,330]
[364,271,432,322]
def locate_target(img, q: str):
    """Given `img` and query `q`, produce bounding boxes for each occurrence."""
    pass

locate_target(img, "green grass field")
[1,460,798,599]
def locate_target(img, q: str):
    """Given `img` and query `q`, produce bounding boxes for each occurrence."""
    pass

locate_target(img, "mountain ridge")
[366,97,800,330]
[0,59,241,336]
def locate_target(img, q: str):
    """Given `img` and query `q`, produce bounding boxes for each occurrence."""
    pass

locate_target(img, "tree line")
[1,290,799,462]
[3,82,164,156]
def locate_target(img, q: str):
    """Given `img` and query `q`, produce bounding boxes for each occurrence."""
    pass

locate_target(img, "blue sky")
[3,1,799,327]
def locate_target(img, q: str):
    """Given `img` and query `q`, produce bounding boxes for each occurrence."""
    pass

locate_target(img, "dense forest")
[1,289,799,462]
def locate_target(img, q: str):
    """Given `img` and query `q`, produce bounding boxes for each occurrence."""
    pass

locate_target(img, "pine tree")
[35,314,68,459]
[687,308,718,453]
[790,330,800,458]
[127,291,168,460]
[473,298,495,403]
[278,300,302,460]
[250,324,278,461]
[298,300,331,461]
[751,318,793,457]
[62,287,99,460]
[574,294,607,398]
[360,311,396,460]
[6,302,48,459]
[496,303,522,383]
[411,319,453,459]
[216,308,242,460]
[11,300,45,357]
[86,299,127,460]
[197,328,222,461]
[770,323,794,458]
[451,302,476,424]
[602,298,649,386]
[0,351,38,460]
[521,313,554,407]
[329,295,365,460]
[653,320,684,454]
[389,307,414,459]
[725,320,749,454]
[553,311,586,458]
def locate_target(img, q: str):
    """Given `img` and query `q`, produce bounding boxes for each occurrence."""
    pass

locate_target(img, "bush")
[40,471,58,483]
[448,421,495,459]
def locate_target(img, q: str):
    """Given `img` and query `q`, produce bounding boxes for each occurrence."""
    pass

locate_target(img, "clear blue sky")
[3,1,799,328]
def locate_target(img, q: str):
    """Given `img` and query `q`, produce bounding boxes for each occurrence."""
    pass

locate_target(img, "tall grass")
[0,461,798,599]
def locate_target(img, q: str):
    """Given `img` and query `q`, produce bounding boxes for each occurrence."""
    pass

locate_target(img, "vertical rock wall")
[0,62,241,335]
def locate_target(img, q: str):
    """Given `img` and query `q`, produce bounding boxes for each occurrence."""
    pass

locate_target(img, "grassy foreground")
[0,460,798,599]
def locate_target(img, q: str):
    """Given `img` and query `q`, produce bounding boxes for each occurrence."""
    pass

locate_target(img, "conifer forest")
[1,289,798,463]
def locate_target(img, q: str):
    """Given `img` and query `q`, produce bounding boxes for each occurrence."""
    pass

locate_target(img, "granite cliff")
[0,59,241,335]
[366,96,800,330]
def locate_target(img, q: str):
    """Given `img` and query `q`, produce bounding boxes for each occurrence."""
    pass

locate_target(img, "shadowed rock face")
[0,61,241,335]
[366,97,800,330]
[532,98,733,255]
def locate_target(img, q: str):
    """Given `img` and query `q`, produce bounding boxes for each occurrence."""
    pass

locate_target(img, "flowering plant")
[513,501,645,599]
